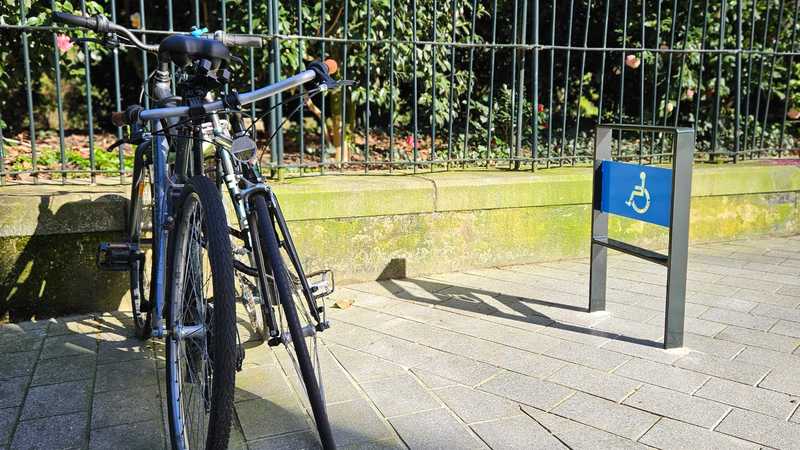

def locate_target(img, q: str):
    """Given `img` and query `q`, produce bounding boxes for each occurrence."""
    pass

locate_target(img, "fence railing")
[1,0,799,184]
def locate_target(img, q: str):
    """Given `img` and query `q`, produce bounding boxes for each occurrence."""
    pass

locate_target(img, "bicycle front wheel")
[251,194,335,449]
[166,176,236,450]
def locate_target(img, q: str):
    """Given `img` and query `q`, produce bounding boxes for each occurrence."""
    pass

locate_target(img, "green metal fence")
[1,0,799,184]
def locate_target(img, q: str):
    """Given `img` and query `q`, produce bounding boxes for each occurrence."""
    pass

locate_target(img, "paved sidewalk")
[2,235,800,449]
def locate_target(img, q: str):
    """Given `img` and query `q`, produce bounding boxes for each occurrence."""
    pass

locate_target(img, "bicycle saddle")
[158,35,232,66]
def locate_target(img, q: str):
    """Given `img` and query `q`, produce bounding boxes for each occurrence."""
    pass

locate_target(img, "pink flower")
[56,34,73,53]
[406,135,416,147]
[537,103,545,113]
[788,108,800,120]
[625,54,641,69]
[686,88,695,100]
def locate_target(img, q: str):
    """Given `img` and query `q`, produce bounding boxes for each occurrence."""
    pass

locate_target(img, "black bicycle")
[53,11,345,450]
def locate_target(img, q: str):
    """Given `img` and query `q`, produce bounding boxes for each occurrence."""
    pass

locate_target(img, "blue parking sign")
[599,161,673,227]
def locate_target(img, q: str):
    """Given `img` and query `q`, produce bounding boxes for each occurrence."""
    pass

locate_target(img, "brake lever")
[106,138,128,153]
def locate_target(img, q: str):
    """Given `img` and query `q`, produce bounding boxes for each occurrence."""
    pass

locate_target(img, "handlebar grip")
[52,12,98,30]
[222,33,263,48]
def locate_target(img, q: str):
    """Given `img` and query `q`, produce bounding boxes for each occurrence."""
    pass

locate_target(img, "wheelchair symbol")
[625,171,651,214]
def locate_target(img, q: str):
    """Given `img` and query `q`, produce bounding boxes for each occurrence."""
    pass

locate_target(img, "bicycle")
[53,11,345,450]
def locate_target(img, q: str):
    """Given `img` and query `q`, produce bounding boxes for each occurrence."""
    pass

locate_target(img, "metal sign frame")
[589,124,695,349]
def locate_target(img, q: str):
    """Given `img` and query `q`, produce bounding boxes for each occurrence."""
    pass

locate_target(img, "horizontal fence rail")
[1,0,799,184]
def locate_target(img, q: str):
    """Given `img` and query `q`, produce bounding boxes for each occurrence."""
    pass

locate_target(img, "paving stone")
[715,325,800,353]
[39,334,97,359]
[716,408,800,449]
[389,408,486,450]
[327,399,394,447]
[337,437,406,450]
[735,345,800,370]
[675,316,728,337]
[470,415,566,449]
[91,385,161,429]
[359,336,443,369]
[640,417,757,450]
[478,371,574,411]
[434,385,520,424]
[770,319,800,338]
[0,352,37,381]
[0,408,16,445]
[411,349,498,386]
[683,332,745,359]
[555,423,650,450]
[31,354,95,386]
[247,431,322,450]
[275,347,361,406]
[599,338,684,365]
[235,393,309,441]
[410,369,458,389]
[699,308,777,331]
[0,378,28,409]
[440,337,565,379]
[733,288,800,308]
[21,380,91,420]
[320,321,385,351]
[94,358,156,393]
[329,345,408,384]
[550,392,659,441]
[613,358,709,394]
[547,363,640,402]
[695,376,799,419]
[539,322,617,347]
[751,303,800,323]
[593,317,665,341]
[88,418,165,450]
[759,367,800,397]
[234,363,294,403]
[543,340,631,371]
[96,338,151,363]
[360,374,440,418]
[9,412,87,450]
[622,384,730,428]
[0,335,43,354]
[674,352,770,385]
[686,292,758,313]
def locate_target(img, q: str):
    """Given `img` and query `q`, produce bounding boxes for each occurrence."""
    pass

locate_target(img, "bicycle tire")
[128,148,153,340]
[166,176,236,450]
[251,194,336,449]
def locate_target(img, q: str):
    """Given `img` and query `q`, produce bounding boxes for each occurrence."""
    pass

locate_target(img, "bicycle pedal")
[307,269,335,299]
[96,242,142,271]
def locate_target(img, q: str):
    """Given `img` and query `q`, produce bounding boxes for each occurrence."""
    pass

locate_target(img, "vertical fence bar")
[597,0,612,123]
[20,1,38,184]
[638,0,646,162]
[168,0,176,93]
[389,0,396,170]
[446,0,457,169]
[670,0,692,129]
[269,0,285,164]
[778,0,800,151]
[750,0,771,155]
[340,0,349,169]
[693,0,710,154]
[139,0,149,110]
[743,0,759,158]
[412,0,419,171]
[530,0,539,170]
[618,0,629,155]
[559,0,575,166]
[511,0,519,167]
[430,0,438,166]
[710,0,727,160]
[733,0,742,162]
[758,0,786,152]
[485,0,499,165]
[462,0,478,165]
[364,0,372,171]
[546,0,555,167]
[51,0,67,183]
[571,0,593,163]
[514,0,529,169]
[651,0,664,160]
[0,110,4,185]
[111,0,124,182]
[81,0,95,183]
[297,0,305,166]
[319,0,327,173]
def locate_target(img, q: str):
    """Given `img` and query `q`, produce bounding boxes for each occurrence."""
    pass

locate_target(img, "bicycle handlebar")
[53,11,97,29]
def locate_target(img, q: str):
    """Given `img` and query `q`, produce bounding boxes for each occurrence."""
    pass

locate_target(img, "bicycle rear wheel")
[166,176,236,450]
[128,146,153,340]
[251,194,335,449]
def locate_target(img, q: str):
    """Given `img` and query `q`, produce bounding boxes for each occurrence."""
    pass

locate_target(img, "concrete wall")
[1,162,799,320]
